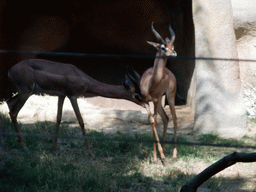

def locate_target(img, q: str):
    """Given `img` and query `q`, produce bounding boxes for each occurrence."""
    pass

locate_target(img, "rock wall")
[242,81,256,118]
[192,0,247,137]
[232,0,256,118]
[232,0,256,86]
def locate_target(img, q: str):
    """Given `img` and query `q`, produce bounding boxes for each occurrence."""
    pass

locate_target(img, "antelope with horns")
[7,22,177,163]
[124,22,178,163]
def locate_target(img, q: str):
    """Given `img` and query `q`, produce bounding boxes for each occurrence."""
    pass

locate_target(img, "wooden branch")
[180,152,256,192]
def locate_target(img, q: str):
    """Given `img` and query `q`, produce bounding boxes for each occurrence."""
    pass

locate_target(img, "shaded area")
[0,0,194,105]
[0,118,256,192]
[0,95,194,136]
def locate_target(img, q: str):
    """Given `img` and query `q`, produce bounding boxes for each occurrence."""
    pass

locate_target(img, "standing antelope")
[7,22,177,163]
[124,22,178,163]
[7,59,144,158]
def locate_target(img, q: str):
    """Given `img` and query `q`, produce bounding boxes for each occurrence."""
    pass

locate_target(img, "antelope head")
[147,22,177,57]
[123,65,144,106]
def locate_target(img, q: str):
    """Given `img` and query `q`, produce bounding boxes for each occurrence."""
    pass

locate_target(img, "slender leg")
[166,92,178,158]
[157,103,169,151]
[69,96,95,158]
[151,120,165,162]
[146,103,165,163]
[152,104,158,163]
[153,101,166,162]
[52,96,65,152]
[7,92,30,148]
[145,104,157,162]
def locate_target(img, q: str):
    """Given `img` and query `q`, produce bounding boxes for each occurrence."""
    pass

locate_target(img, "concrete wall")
[191,0,247,137]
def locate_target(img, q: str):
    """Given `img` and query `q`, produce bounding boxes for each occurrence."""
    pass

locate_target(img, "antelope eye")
[160,44,167,51]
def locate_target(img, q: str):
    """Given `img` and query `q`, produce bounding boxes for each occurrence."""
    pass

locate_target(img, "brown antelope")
[7,22,177,163]
[7,59,144,158]
[124,22,178,163]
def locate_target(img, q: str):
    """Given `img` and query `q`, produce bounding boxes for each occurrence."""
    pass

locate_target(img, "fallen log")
[180,152,256,192]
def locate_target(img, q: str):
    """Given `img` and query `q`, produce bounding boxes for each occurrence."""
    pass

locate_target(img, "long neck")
[86,79,135,102]
[150,52,167,90]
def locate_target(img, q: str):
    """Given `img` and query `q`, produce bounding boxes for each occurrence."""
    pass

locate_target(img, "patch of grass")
[90,131,153,160]
[0,113,22,149]
[1,112,255,192]
[0,154,116,192]
[194,133,256,161]
[0,152,153,192]
[198,133,247,147]
[248,117,256,124]
[163,169,188,188]
[0,112,13,128]
[198,133,219,143]
[164,135,222,162]
[35,121,57,134]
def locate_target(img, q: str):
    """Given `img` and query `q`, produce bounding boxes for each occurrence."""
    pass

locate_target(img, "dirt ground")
[1,94,255,139]
[1,94,255,138]
[0,95,194,136]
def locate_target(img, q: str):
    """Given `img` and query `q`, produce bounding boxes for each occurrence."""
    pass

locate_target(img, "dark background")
[0,0,194,104]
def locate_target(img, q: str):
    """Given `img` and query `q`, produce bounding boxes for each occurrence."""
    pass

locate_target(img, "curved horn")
[151,22,165,44]
[169,24,176,43]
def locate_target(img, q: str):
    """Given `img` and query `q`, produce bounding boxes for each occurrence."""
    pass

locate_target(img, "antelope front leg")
[148,115,158,163]
[151,116,166,163]
[52,96,65,153]
[156,102,169,151]
[69,96,95,159]
[10,114,27,149]
[168,98,178,158]
[7,92,30,149]
[146,104,165,163]
[172,122,177,158]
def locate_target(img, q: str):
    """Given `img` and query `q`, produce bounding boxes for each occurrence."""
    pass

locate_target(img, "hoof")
[20,142,28,150]
[22,147,29,154]
[51,148,59,155]
[161,158,166,165]
[153,160,158,164]
[22,146,28,151]
[53,151,59,156]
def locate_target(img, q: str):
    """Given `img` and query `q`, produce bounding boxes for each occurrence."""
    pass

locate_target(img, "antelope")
[124,22,178,163]
[7,59,144,158]
[7,22,177,163]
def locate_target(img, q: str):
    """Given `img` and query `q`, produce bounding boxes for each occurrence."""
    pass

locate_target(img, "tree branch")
[180,152,256,192]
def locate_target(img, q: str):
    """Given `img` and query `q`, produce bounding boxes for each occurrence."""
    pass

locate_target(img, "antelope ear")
[147,41,160,49]
[133,93,143,102]
[123,73,132,91]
